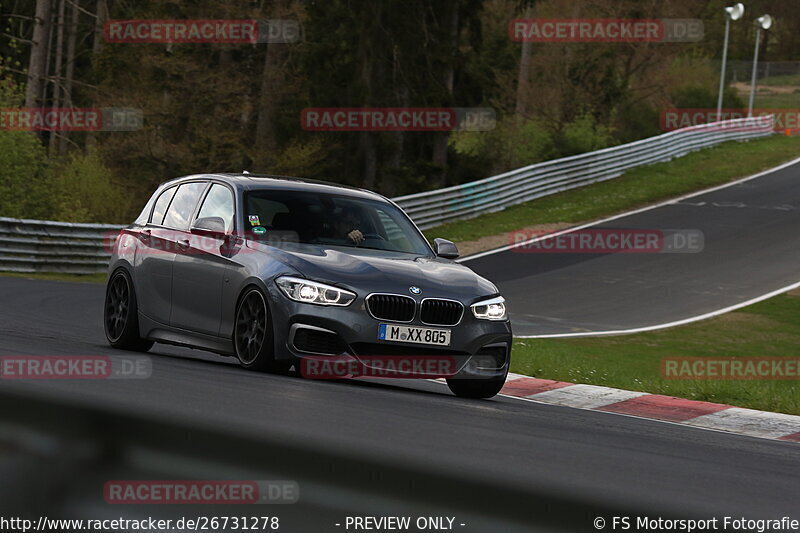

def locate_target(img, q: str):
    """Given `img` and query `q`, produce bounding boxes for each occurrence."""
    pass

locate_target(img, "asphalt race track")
[2,160,800,530]
[465,159,800,336]
[0,277,798,530]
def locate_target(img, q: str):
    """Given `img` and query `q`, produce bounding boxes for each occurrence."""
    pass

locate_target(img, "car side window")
[150,186,177,225]
[162,182,208,230]
[375,207,412,250]
[196,184,235,233]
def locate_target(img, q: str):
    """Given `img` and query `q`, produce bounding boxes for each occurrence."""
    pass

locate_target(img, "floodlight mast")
[716,3,745,121]
[748,15,773,117]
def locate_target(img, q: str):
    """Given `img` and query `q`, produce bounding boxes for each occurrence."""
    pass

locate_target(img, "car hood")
[246,241,498,301]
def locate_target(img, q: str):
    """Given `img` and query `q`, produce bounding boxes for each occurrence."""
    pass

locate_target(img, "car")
[104,173,512,398]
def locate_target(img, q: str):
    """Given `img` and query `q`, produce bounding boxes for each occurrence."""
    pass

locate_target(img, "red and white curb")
[499,373,800,443]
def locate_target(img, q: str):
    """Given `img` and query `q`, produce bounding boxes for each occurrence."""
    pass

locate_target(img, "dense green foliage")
[0,78,128,222]
[0,80,47,218]
[1,0,799,223]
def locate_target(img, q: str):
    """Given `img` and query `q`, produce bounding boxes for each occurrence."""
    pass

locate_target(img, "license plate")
[378,324,451,346]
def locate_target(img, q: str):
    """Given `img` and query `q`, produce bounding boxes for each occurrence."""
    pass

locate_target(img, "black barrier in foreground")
[0,388,680,532]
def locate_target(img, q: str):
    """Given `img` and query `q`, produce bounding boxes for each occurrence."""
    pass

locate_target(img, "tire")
[446,372,507,399]
[104,269,154,352]
[234,287,290,373]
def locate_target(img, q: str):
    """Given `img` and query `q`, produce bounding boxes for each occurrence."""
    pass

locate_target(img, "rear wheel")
[446,372,507,399]
[104,269,153,352]
[234,288,290,373]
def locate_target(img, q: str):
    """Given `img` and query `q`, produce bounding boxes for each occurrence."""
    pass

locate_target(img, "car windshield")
[244,189,431,255]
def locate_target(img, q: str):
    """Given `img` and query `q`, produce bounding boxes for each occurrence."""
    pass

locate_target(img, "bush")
[269,137,333,177]
[0,79,50,219]
[671,85,744,110]
[0,78,133,223]
[614,102,661,143]
[450,117,555,175]
[48,150,133,223]
[556,114,617,157]
[0,130,51,219]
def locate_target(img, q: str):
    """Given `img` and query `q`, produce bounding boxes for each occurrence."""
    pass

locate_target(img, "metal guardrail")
[0,387,656,530]
[394,116,775,229]
[0,116,774,274]
[0,217,121,274]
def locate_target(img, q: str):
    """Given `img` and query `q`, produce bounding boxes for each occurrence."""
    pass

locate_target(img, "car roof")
[163,173,388,202]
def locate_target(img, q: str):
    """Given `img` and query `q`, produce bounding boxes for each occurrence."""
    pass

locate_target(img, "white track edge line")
[459,155,800,262]
[516,279,800,338]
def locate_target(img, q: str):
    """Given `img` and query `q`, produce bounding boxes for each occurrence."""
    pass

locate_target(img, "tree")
[24,0,51,108]
[515,2,535,116]
[48,0,65,154]
[59,0,80,154]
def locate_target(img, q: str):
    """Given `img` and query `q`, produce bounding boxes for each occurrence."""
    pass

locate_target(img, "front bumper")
[266,286,512,380]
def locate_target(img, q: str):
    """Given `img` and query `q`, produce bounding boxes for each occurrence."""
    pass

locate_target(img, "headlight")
[471,296,507,321]
[275,276,356,307]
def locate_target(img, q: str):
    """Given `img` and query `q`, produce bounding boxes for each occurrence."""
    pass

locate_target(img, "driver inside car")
[336,209,367,245]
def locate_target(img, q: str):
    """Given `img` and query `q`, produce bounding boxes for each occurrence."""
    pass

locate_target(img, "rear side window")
[196,184,235,232]
[162,182,207,230]
[150,186,177,225]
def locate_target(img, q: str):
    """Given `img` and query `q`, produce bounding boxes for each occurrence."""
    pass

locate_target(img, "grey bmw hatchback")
[104,174,511,398]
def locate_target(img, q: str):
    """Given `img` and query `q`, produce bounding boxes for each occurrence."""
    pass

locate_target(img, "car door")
[139,180,209,328]
[170,182,239,336]
[134,184,180,326]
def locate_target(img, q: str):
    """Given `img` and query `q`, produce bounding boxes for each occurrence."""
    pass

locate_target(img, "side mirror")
[433,238,459,259]
[191,216,227,236]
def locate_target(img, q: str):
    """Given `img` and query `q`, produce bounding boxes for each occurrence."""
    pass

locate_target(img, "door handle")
[176,238,190,250]
[141,229,152,242]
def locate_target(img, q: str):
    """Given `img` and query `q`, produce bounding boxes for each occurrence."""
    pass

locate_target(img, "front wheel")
[446,375,507,399]
[104,269,153,352]
[234,287,290,373]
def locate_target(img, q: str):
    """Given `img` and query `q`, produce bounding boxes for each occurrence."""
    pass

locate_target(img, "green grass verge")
[751,91,800,109]
[758,74,800,87]
[425,134,800,244]
[0,271,107,284]
[511,292,800,415]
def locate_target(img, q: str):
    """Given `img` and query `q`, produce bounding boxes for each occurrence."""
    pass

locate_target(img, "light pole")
[748,15,773,117]
[716,3,745,121]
